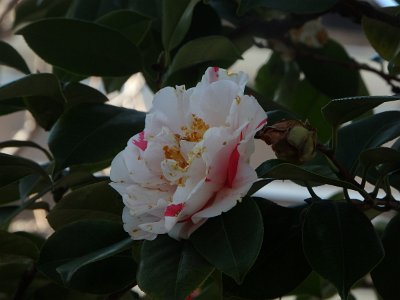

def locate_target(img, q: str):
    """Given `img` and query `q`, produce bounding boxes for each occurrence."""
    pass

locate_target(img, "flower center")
[181,114,209,142]
[163,145,188,169]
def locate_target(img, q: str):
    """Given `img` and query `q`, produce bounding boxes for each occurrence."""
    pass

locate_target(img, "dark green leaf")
[0,73,65,129]
[19,171,51,201]
[102,76,130,93]
[336,111,400,174]
[18,18,142,76]
[66,0,130,21]
[38,220,136,294]
[297,40,359,98]
[97,9,153,45]
[360,147,400,168]
[266,109,299,125]
[162,0,200,51]
[190,198,263,284]
[303,201,384,299]
[63,82,108,108]
[277,78,332,142]
[0,230,39,260]
[0,256,33,299]
[322,96,399,127]
[362,10,400,68]
[290,272,337,299]
[237,0,338,14]
[0,98,26,116]
[0,153,51,188]
[138,236,214,300]
[224,199,311,299]
[48,103,145,170]
[0,140,52,161]
[195,271,223,300]
[0,182,19,205]
[47,181,123,230]
[57,237,133,284]
[0,41,30,74]
[167,36,241,74]
[256,159,358,190]
[14,0,71,27]
[371,214,400,300]
[0,206,19,226]
[255,52,285,100]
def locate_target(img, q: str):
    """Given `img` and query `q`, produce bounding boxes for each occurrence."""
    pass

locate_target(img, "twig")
[335,0,400,28]
[296,48,400,92]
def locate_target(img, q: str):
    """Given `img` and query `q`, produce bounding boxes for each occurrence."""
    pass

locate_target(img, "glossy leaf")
[138,236,214,300]
[0,182,19,205]
[63,82,108,108]
[276,78,331,142]
[18,18,142,76]
[224,199,311,299]
[38,220,136,294]
[290,272,337,299]
[0,140,52,161]
[360,147,400,168]
[371,214,400,300]
[0,153,51,188]
[47,181,123,230]
[0,230,39,260]
[0,256,34,299]
[57,238,134,284]
[96,10,153,45]
[237,0,338,14]
[66,0,130,21]
[322,96,400,127]
[168,36,241,74]
[48,103,145,170]
[256,159,358,190]
[303,201,384,299]
[297,40,359,99]
[0,41,30,74]
[190,198,263,284]
[255,52,285,100]
[162,0,200,51]
[14,0,71,26]
[336,111,400,173]
[0,73,65,129]
[362,11,400,67]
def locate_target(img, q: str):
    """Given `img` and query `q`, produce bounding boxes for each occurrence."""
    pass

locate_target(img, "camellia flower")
[110,67,267,240]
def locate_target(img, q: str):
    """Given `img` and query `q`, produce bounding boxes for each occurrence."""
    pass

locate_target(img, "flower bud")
[257,120,317,164]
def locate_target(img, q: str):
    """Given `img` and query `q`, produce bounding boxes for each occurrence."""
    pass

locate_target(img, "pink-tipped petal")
[132,131,147,151]
[164,203,185,217]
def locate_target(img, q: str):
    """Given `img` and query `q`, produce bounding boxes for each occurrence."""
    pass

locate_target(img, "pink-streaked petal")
[257,118,268,129]
[164,203,185,217]
[132,131,147,151]
[226,145,239,188]
[192,161,256,222]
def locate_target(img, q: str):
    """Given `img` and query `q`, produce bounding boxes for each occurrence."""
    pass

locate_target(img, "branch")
[296,47,400,92]
[335,0,400,27]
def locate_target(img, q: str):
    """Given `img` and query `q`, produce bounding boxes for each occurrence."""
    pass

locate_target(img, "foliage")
[1,0,400,299]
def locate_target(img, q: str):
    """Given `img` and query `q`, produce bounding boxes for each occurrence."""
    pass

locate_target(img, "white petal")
[189,80,242,127]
